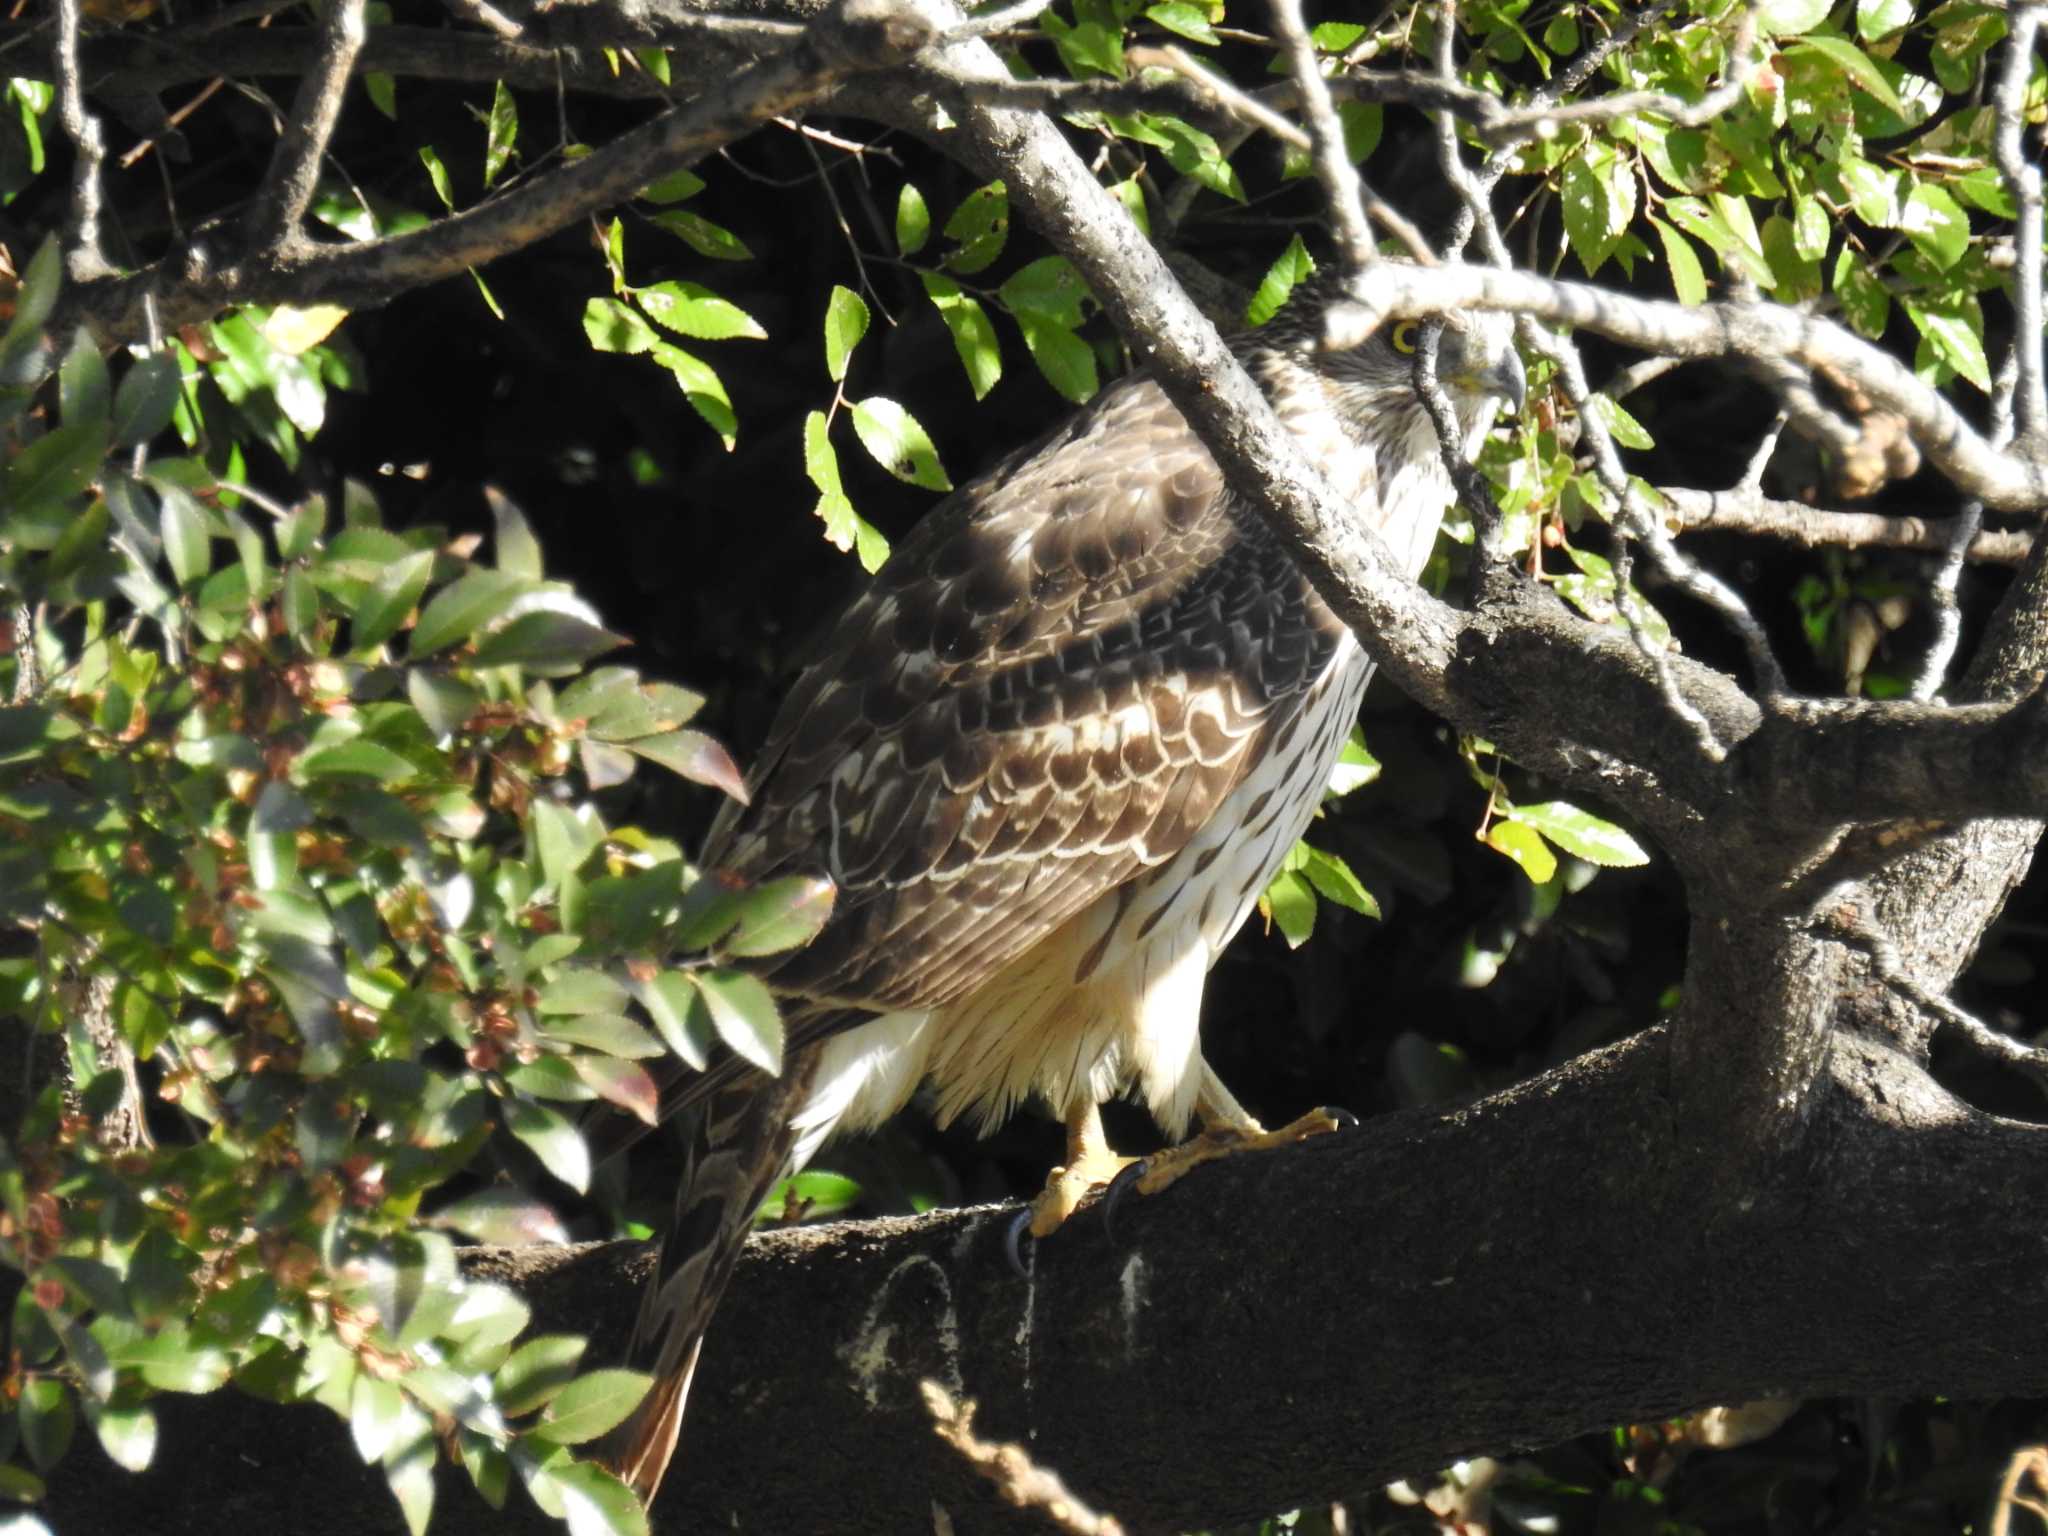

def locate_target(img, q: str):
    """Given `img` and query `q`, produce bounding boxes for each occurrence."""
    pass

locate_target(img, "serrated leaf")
[1248,234,1316,327]
[941,181,1008,275]
[825,285,870,383]
[1904,298,1990,390]
[918,273,1000,400]
[1900,182,1970,271]
[647,209,751,262]
[582,297,658,356]
[1589,394,1655,450]
[652,342,737,450]
[554,1460,650,1536]
[1484,819,1558,885]
[1012,315,1097,405]
[721,875,835,958]
[1786,36,1906,114]
[633,281,764,342]
[1145,0,1218,44]
[1300,845,1381,919]
[636,970,714,1070]
[1510,801,1650,868]
[531,1370,653,1446]
[848,397,951,490]
[896,183,931,256]
[7,420,107,521]
[639,168,704,203]
[694,970,783,1074]
[1648,218,1707,305]
[1857,0,1912,40]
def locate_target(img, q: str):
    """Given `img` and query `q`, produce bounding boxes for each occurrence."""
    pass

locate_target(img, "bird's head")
[1258,268,1527,449]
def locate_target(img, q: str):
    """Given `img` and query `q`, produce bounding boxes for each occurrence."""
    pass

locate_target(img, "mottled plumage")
[608,278,1524,1504]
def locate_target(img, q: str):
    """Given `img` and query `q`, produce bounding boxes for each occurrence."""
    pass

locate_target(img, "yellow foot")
[1127,1105,1354,1202]
[1026,1139,1137,1238]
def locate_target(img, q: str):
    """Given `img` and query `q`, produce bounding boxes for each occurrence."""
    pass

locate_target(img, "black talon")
[1328,1106,1361,1130]
[1005,1207,1034,1278]
[1101,1158,1150,1244]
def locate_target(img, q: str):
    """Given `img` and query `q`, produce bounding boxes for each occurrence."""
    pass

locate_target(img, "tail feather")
[603,1043,822,1505]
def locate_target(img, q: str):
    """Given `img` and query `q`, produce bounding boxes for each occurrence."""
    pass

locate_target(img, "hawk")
[606,274,1525,1502]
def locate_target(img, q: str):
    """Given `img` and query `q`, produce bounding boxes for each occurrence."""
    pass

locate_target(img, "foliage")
[0,246,832,1535]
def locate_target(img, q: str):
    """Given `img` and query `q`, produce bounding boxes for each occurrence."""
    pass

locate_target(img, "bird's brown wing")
[708,370,1356,1021]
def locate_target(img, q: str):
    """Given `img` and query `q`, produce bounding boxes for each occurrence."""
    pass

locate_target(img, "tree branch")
[241,0,367,256]
[37,1028,2048,1533]
[1657,486,2032,566]
[51,0,113,282]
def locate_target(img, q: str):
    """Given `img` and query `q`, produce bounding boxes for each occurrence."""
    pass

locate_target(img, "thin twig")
[1267,0,1375,267]
[1993,2,2046,449]
[950,0,1059,40]
[51,0,113,281]
[1413,322,1498,557]
[1914,348,2021,697]
[242,0,368,255]
[441,0,523,40]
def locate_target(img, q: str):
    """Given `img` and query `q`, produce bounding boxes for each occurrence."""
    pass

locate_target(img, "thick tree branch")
[38,1028,2048,1534]
[241,0,367,256]
[51,0,113,282]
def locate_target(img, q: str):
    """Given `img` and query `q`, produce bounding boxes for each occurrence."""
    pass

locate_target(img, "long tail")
[603,1042,822,1505]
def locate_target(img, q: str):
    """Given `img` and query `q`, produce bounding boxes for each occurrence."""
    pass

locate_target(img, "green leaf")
[19,1379,72,1471]
[646,209,751,262]
[418,144,454,210]
[572,1055,659,1124]
[639,168,704,203]
[918,273,1000,400]
[1261,869,1316,948]
[720,875,835,957]
[1901,182,1970,271]
[158,482,211,586]
[495,1334,587,1415]
[59,328,109,427]
[895,183,931,256]
[504,1098,591,1193]
[694,970,783,1074]
[1791,196,1831,262]
[1785,37,1906,114]
[92,1405,156,1473]
[624,729,746,799]
[998,256,1090,330]
[469,609,627,674]
[1509,802,1650,868]
[1857,0,1913,40]
[351,1374,407,1464]
[1589,394,1655,450]
[112,355,183,447]
[941,181,1008,275]
[652,342,738,450]
[1831,245,1891,337]
[1012,315,1097,405]
[1648,218,1708,305]
[848,396,951,490]
[824,285,870,384]
[1904,298,1991,390]
[552,1460,650,1536]
[1760,0,1829,35]
[531,1370,653,1446]
[490,484,543,578]
[482,79,517,189]
[1300,845,1380,919]
[632,281,765,342]
[533,801,604,886]
[409,566,530,656]
[636,970,714,1070]
[1484,819,1558,885]
[350,548,435,651]
[1145,1,1218,45]
[1248,234,1315,326]
[582,297,658,356]
[7,420,107,519]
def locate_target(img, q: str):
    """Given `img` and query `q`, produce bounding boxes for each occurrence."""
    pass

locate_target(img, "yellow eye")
[1390,321,1419,354]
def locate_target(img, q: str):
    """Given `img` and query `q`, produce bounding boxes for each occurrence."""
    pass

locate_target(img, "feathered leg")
[603,1043,822,1506]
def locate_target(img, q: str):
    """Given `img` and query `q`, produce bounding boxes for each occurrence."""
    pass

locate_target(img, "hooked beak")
[1481,348,1527,416]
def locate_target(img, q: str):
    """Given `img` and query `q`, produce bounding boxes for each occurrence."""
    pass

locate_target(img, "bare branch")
[950,0,1057,39]
[58,0,940,343]
[51,0,113,282]
[242,0,368,256]
[440,0,525,40]
[1267,0,1376,268]
[1993,2,2046,449]
[1657,486,2031,566]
